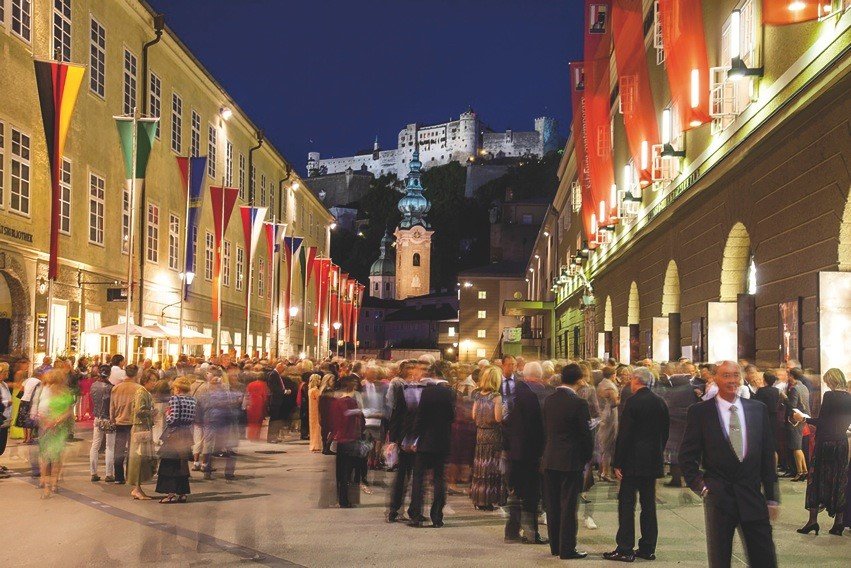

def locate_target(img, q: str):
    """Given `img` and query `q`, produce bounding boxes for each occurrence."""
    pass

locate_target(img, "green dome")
[370,231,396,276]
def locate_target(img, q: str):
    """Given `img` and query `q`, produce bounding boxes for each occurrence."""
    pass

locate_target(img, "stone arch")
[720,222,751,302]
[840,184,851,271]
[628,281,640,325]
[0,266,30,355]
[604,296,613,331]
[662,260,680,316]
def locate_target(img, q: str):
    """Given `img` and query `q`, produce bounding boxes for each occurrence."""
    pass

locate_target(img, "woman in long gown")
[470,366,505,510]
[318,374,337,454]
[596,367,620,481]
[245,371,270,441]
[32,370,75,498]
[308,374,322,452]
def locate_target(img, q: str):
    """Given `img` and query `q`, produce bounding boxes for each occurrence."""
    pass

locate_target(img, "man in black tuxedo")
[604,367,670,562]
[542,363,594,560]
[266,366,289,443]
[408,376,455,527]
[386,361,424,523]
[679,361,779,568]
[503,363,547,544]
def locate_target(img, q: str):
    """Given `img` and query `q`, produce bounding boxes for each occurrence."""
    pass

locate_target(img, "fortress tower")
[394,147,433,300]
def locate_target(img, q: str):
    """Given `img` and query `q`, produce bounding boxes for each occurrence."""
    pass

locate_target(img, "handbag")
[95,418,116,432]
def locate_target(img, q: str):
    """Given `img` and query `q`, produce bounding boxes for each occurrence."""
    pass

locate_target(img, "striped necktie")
[729,405,744,461]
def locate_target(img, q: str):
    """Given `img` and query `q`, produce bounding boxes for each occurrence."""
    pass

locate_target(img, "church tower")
[369,230,396,299]
[394,147,433,299]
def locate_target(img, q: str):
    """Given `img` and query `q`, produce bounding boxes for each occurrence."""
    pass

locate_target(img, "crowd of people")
[1,351,850,566]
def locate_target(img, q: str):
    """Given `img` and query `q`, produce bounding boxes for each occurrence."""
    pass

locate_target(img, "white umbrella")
[144,323,213,345]
[89,323,167,338]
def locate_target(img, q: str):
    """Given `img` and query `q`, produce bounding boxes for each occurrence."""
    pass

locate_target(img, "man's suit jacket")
[388,381,422,445]
[503,379,545,462]
[266,370,286,419]
[678,397,778,522]
[411,381,455,454]
[613,387,670,477]
[542,387,594,472]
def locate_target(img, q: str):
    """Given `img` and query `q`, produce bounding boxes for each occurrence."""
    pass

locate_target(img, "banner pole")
[124,109,139,362]
[178,161,190,358]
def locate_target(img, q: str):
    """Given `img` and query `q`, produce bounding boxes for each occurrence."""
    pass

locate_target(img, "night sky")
[147,0,583,174]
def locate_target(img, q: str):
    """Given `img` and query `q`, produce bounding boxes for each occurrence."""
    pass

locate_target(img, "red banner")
[659,0,711,130]
[329,265,340,337]
[313,258,331,337]
[209,186,239,320]
[613,0,659,187]
[570,62,597,242]
[584,1,616,226]
[763,1,826,24]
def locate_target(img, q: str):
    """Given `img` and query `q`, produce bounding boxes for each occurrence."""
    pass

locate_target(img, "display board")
[707,302,737,362]
[819,272,851,397]
[652,317,670,362]
[619,325,631,364]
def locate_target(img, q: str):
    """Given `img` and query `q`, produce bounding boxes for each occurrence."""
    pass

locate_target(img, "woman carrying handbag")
[156,377,196,503]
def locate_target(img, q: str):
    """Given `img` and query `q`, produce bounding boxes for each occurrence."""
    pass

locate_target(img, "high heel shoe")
[796,522,819,535]
[828,526,844,536]
[791,473,808,482]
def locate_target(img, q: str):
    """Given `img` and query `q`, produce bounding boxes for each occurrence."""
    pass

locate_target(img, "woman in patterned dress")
[470,366,505,510]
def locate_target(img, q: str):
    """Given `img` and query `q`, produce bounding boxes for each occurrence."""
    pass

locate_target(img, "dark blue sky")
[147,0,583,174]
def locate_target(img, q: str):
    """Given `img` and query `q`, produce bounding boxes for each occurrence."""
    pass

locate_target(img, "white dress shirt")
[715,394,748,459]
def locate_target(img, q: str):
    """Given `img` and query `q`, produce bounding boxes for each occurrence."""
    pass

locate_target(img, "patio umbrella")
[89,323,167,338]
[144,323,213,345]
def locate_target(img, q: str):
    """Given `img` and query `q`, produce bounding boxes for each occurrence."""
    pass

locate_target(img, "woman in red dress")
[245,372,270,441]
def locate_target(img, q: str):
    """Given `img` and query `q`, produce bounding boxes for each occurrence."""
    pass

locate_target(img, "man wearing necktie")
[679,361,779,568]
[501,356,518,399]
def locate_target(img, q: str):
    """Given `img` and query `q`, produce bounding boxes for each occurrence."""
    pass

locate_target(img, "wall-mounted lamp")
[37,277,48,295]
[219,106,233,121]
[727,10,763,80]
[661,108,686,158]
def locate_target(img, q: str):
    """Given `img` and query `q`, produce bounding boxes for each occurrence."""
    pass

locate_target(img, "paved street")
[2,428,848,568]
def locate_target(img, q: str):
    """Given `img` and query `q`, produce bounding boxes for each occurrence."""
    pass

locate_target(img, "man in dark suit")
[408,376,455,527]
[604,368,670,562]
[503,363,547,544]
[266,365,289,443]
[542,363,594,560]
[386,361,424,523]
[679,361,779,568]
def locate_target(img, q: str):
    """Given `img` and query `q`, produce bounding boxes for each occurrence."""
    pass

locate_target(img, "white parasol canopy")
[89,323,167,338]
[144,323,213,345]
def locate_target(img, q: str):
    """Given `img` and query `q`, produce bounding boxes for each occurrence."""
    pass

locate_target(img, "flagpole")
[301,251,308,356]
[124,108,139,362]
[178,161,191,358]
[245,236,253,359]
[269,216,277,359]
[315,260,322,359]
[325,267,332,359]
[216,175,225,358]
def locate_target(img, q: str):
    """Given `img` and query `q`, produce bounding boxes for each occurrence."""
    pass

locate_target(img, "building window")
[59,158,71,234]
[413,252,421,266]
[258,259,265,297]
[260,173,266,206]
[190,110,200,158]
[236,246,244,291]
[146,203,159,263]
[204,231,214,281]
[89,17,107,97]
[121,185,130,253]
[476,348,487,359]
[10,127,30,215]
[521,214,533,225]
[52,0,71,61]
[168,214,179,270]
[11,0,31,42]
[149,72,161,138]
[122,49,138,115]
[374,282,378,292]
[88,172,105,245]
[238,153,245,200]
[385,282,391,292]
[477,310,486,319]
[477,329,486,339]
[225,140,233,186]
[250,164,256,201]
[448,326,456,337]
[207,124,217,178]
[171,93,183,154]
[478,290,487,300]
[223,240,231,287]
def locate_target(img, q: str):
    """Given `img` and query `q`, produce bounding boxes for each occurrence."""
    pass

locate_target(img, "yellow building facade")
[0,0,333,361]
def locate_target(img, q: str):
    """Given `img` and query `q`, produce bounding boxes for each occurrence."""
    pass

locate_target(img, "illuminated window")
[477,329,486,338]
[147,203,160,263]
[59,158,71,234]
[477,310,486,319]
[478,291,487,300]
[88,172,105,245]
[168,214,179,270]
[204,231,214,281]
[476,348,487,358]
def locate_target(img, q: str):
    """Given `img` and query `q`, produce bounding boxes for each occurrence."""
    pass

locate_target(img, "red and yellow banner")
[210,186,239,320]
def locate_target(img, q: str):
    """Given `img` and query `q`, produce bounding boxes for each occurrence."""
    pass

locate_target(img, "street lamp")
[289,306,299,317]
[332,321,342,356]
[179,271,195,285]
[461,339,471,361]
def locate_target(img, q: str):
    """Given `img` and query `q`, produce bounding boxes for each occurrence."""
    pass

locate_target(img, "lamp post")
[177,270,194,356]
[288,305,299,357]
[332,321,342,357]
[462,339,471,363]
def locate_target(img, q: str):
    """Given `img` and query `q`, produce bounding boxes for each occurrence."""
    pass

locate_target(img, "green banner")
[115,117,159,180]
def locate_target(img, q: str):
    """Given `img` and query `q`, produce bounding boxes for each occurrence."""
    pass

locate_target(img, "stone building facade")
[307,109,558,179]
[0,0,332,361]
[510,3,851,379]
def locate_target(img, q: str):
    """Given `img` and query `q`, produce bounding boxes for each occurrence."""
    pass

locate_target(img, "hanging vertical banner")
[209,186,239,319]
[115,117,159,181]
[329,265,341,333]
[300,245,317,287]
[282,236,304,327]
[613,0,660,187]
[763,1,826,25]
[34,60,86,281]
[240,206,268,311]
[176,157,207,296]
[659,0,711,130]
[570,62,598,242]
[313,258,332,337]
[584,0,616,226]
[353,282,365,348]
